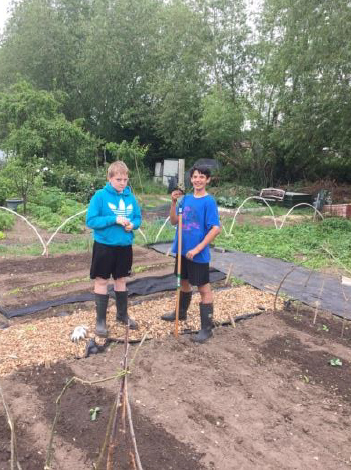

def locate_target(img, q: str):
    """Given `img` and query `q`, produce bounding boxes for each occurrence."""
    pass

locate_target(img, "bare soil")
[0,218,174,316]
[0,208,351,469]
[0,306,350,470]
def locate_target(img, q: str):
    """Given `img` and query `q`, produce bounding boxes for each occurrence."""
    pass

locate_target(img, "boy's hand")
[186,247,200,260]
[116,216,128,226]
[124,222,134,232]
[171,189,184,204]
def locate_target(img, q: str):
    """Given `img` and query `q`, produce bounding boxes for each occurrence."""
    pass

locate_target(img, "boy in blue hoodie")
[86,161,142,337]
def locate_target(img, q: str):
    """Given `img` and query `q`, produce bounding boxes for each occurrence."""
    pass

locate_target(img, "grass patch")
[5,276,90,296]
[0,237,91,257]
[218,217,351,271]
[134,219,175,245]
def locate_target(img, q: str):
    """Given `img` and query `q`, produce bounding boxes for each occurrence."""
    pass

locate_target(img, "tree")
[254,0,351,181]
[0,81,94,167]
[0,156,44,213]
[0,0,92,120]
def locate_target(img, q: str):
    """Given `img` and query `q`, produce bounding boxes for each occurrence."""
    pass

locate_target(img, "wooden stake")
[175,207,183,338]
[225,263,233,286]
[274,267,295,313]
[313,277,326,325]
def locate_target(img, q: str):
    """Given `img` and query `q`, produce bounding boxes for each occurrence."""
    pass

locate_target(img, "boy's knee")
[94,277,108,294]
[198,283,213,302]
[181,279,192,291]
[114,277,127,290]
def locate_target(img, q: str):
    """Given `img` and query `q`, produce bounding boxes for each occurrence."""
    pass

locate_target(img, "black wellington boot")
[115,291,138,330]
[161,291,192,322]
[95,293,109,338]
[191,303,214,343]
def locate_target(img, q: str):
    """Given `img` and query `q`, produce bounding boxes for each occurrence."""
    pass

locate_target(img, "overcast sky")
[0,0,12,33]
[0,0,262,34]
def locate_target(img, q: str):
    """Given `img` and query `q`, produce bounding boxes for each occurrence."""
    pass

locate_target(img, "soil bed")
[0,305,350,470]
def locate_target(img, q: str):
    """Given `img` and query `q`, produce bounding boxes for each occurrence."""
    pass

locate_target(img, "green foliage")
[216,196,239,208]
[0,231,5,240]
[43,163,107,203]
[0,81,95,167]
[27,187,86,233]
[0,155,45,213]
[200,88,244,153]
[107,137,148,172]
[89,407,101,421]
[254,0,351,182]
[218,217,351,271]
[329,358,342,367]
[0,211,15,231]
[231,276,245,287]
[134,219,175,245]
[0,171,14,205]
[0,237,90,257]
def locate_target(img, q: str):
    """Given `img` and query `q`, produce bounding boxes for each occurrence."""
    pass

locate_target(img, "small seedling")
[329,358,342,367]
[322,325,329,332]
[89,407,101,421]
[303,375,310,383]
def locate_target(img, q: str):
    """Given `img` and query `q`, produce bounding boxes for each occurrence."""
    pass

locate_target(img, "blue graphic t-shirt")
[172,194,220,263]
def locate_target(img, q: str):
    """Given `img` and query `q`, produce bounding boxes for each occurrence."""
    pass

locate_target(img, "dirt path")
[0,306,350,469]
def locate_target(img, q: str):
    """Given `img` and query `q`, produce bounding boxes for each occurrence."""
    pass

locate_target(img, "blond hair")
[107,161,129,178]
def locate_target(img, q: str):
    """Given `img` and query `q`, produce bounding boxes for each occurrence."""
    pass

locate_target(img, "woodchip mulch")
[0,286,283,376]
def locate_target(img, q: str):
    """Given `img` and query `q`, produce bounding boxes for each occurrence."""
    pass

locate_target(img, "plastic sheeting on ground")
[2,269,225,319]
[151,243,351,321]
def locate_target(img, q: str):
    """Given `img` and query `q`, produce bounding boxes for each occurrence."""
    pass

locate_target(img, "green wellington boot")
[115,291,138,330]
[161,291,192,321]
[95,293,109,337]
[191,303,214,343]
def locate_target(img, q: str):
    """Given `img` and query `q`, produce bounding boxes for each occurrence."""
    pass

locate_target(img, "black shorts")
[90,241,133,280]
[174,255,209,287]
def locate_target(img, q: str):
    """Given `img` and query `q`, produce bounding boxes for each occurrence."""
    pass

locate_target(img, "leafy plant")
[0,211,15,230]
[329,358,342,367]
[322,325,329,332]
[217,196,240,208]
[231,276,245,287]
[0,231,5,240]
[89,407,101,421]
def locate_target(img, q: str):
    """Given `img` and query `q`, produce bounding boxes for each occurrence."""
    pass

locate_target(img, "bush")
[216,196,239,208]
[43,162,106,202]
[0,173,16,205]
[0,211,15,230]
[26,188,86,233]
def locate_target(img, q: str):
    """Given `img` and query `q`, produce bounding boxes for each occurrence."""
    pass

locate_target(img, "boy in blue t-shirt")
[86,161,142,337]
[161,165,221,342]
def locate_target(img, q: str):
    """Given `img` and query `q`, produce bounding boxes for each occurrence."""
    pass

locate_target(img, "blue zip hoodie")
[86,183,142,246]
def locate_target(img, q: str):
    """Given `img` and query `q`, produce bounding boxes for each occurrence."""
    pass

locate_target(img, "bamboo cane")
[175,207,183,338]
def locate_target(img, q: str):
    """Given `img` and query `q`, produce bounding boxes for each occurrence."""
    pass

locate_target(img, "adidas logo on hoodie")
[108,200,133,219]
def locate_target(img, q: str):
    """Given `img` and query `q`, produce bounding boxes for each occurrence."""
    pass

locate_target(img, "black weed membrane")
[151,243,351,321]
[1,269,226,319]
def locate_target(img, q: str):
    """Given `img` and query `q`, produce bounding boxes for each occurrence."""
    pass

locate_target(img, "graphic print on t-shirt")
[108,200,133,220]
[182,205,200,231]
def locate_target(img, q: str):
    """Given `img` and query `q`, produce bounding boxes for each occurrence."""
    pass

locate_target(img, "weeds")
[218,218,351,271]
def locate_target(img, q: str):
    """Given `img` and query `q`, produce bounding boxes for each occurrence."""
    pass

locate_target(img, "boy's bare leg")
[197,283,213,304]
[94,277,108,294]
[193,283,214,343]
[114,277,138,330]
[181,279,192,292]
[113,277,127,291]
[94,277,109,337]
